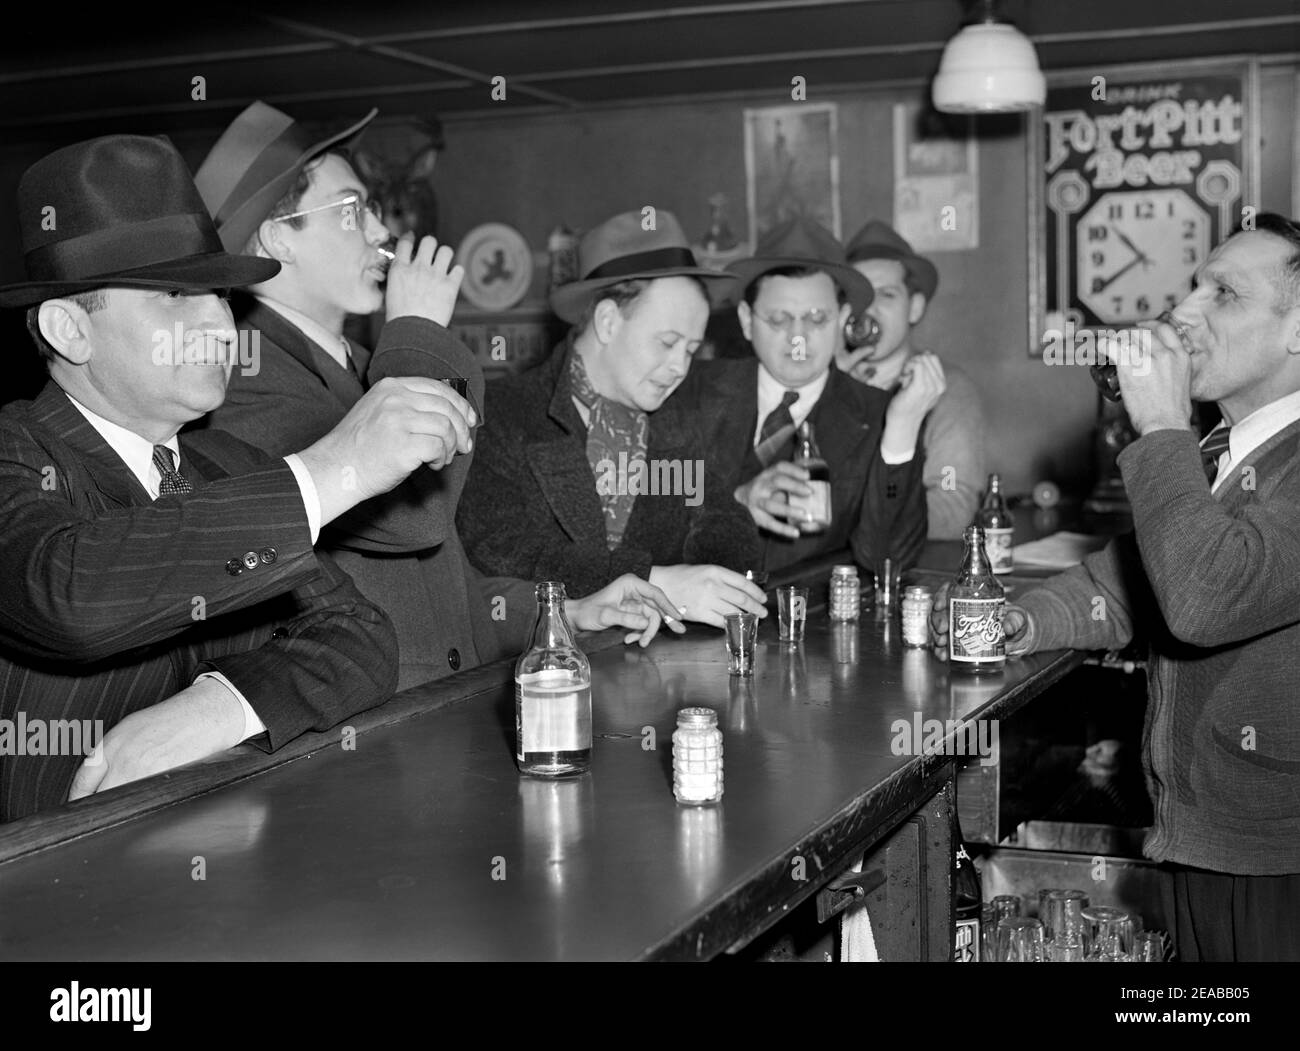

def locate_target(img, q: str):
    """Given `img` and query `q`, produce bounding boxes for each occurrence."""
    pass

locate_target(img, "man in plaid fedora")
[196,103,682,688]
[678,217,932,574]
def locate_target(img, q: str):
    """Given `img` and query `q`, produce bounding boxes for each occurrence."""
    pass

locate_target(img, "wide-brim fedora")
[195,101,378,254]
[726,217,873,314]
[550,210,737,324]
[845,219,939,302]
[0,135,280,309]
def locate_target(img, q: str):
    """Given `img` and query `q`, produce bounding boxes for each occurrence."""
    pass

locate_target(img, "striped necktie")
[152,445,193,496]
[755,389,800,468]
[1199,425,1231,483]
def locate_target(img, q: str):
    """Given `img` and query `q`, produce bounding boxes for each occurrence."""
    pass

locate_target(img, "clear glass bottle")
[672,707,723,805]
[790,421,832,533]
[515,581,592,777]
[976,473,1015,574]
[829,564,860,622]
[948,526,1007,672]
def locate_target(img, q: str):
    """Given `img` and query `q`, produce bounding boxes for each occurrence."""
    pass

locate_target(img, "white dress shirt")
[754,365,914,463]
[63,392,325,745]
[1208,389,1300,495]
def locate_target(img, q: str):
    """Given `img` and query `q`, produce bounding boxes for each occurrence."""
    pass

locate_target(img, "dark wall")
[1,64,1295,497]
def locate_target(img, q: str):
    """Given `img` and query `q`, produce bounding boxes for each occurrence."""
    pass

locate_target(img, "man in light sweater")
[932,214,1300,962]
[837,221,988,539]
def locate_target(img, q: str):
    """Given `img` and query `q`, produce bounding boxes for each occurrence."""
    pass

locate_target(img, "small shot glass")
[776,585,808,644]
[724,612,759,677]
[874,557,901,610]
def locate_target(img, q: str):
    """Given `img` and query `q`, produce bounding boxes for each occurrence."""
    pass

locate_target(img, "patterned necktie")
[152,444,193,496]
[755,389,800,468]
[1199,425,1232,483]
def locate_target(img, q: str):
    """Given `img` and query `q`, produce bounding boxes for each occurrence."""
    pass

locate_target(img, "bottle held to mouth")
[844,312,880,350]
[789,421,832,533]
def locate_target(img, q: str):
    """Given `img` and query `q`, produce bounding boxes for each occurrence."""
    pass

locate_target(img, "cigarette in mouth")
[377,247,396,261]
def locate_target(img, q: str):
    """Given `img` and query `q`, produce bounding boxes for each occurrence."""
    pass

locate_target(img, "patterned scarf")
[569,346,649,551]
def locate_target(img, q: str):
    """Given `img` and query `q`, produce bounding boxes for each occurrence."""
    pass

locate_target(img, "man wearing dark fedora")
[839,220,987,540]
[196,103,681,687]
[678,216,933,574]
[459,209,768,626]
[0,134,487,820]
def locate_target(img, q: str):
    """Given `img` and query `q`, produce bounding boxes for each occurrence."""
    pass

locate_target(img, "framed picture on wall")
[1027,57,1260,357]
[743,102,840,241]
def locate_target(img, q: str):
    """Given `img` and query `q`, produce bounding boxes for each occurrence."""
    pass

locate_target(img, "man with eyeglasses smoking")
[677,218,936,573]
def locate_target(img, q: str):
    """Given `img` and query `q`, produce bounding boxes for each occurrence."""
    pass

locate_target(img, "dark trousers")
[1162,864,1300,961]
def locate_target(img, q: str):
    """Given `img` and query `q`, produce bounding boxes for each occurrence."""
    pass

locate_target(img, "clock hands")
[1096,252,1146,292]
[1111,226,1154,270]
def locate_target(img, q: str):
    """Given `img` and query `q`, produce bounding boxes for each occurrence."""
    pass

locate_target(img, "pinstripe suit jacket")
[0,382,399,822]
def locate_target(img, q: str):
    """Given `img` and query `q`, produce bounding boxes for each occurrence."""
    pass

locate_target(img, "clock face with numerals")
[1076,189,1210,324]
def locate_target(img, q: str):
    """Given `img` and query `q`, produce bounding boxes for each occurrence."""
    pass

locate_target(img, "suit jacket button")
[226,558,243,576]
[448,648,461,671]
[271,627,288,639]
[260,547,277,565]
[242,550,259,570]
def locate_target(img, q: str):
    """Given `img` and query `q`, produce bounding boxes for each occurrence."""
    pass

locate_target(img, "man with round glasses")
[678,217,934,572]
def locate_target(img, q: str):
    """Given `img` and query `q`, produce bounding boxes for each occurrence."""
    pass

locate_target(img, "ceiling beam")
[259,14,580,108]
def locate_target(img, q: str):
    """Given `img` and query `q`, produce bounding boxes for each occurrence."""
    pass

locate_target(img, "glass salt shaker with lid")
[672,708,723,805]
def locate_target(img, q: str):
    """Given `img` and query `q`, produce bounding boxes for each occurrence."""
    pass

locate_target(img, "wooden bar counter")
[0,557,1084,961]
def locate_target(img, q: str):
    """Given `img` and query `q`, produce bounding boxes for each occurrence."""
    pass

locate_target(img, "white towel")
[839,854,880,961]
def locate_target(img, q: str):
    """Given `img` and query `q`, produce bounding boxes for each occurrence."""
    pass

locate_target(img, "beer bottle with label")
[977,473,1014,574]
[515,581,592,777]
[953,806,983,962]
[789,421,832,533]
[948,526,1007,672]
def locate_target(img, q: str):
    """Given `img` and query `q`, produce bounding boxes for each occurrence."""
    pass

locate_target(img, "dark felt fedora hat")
[726,217,873,314]
[195,100,378,253]
[550,210,737,324]
[844,219,939,301]
[0,135,280,309]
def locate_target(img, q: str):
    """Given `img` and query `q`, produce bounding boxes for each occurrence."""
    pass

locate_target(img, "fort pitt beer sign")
[1030,58,1258,355]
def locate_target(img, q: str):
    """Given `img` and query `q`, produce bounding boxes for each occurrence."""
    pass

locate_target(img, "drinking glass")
[991,894,1022,926]
[776,586,808,643]
[874,557,901,609]
[1083,906,1136,961]
[1044,890,1090,957]
[996,917,1046,962]
[724,613,758,676]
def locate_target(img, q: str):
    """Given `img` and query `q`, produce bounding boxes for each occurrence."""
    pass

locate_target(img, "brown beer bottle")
[789,421,832,533]
[948,526,1006,672]
[976,473,1014,574]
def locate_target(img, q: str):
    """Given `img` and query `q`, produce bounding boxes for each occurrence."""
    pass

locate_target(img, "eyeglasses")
[272,194,384,227]
[755,309,834,336]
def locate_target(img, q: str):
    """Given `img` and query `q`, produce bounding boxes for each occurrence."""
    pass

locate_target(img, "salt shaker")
[829,565,860,622]
[901,585,934,648]
[672,708,723,805]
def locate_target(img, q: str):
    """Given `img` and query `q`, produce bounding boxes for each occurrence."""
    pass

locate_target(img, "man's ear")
[254,219,293,264]
[591,297,621,344]
[1283,303,1300,356]
[38,299,93,365]
[737,300,754,342]
[908,292,928,326]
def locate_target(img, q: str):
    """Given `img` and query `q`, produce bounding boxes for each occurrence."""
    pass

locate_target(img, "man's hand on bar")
[928,581,1033,661]
[567,574,689,647]
[647,565,768,628]
[67,678,247,801]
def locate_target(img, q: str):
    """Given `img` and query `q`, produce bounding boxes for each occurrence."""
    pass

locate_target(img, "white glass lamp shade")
[932,22,1046,113]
